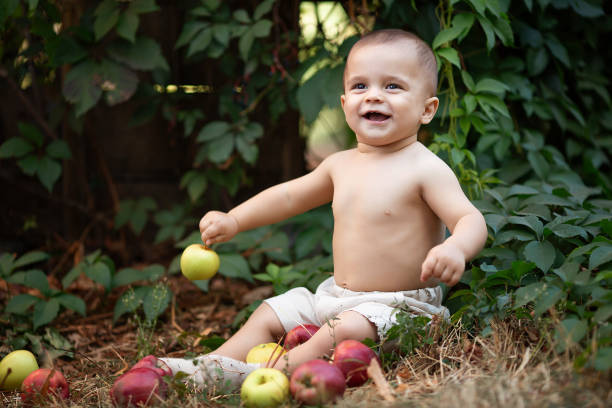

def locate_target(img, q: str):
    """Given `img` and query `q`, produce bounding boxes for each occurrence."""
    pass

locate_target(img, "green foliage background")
[0,0,610,371]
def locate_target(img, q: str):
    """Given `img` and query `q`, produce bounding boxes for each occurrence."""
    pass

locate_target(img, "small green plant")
[2,251,86,331]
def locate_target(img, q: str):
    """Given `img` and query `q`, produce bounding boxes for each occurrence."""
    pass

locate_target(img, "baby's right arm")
[199,154,337,246]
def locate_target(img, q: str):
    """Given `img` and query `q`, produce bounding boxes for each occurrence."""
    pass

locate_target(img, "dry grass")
[1,317,610,407]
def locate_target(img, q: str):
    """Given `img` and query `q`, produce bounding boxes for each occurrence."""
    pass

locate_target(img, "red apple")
[110,367,167,407]
[284,324,320,350]
[131,355,172,378]
[332,339,379,387]
[290,359,345,405]
[21,368,69,404]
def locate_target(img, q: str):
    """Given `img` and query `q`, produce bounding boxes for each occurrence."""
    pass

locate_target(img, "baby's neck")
[357,135,418,154]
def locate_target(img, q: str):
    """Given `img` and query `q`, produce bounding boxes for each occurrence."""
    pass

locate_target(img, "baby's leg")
[212,302,285,360]
[160,302,284,389]
[273,310,377,374]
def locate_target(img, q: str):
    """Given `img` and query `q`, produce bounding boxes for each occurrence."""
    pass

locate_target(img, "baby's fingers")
[420,256,437,282]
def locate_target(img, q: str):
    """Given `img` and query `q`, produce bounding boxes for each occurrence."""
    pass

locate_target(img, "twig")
[367,358,395,402]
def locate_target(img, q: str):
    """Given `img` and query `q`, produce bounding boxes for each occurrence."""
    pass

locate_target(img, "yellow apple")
[180,244,220,280]
[245,343,286,365]
[0,350,39,390]
[241,368,289,408]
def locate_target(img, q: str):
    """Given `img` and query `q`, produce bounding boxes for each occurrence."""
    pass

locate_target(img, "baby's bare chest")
[331,164,425,219]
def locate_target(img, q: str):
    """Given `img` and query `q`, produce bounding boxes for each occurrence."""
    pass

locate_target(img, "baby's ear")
[340,94,346,109]
[421,97,439,124]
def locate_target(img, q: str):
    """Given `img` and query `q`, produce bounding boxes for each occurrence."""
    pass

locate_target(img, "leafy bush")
[1,0,610,372]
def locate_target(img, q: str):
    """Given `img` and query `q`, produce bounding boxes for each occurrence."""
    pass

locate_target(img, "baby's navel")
[384,209,392,216]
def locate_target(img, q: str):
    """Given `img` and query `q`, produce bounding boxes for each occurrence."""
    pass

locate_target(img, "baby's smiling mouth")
[363,111,390,121]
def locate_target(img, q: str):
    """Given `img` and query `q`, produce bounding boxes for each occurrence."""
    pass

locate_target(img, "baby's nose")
[365,88,383,101]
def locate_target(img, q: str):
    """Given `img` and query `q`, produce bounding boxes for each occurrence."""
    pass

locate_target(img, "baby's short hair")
[345,29,438,96]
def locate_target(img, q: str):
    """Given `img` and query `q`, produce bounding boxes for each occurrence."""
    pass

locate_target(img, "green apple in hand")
[180,244,220,280]
[241,368,289,408]
[0,350,39,390]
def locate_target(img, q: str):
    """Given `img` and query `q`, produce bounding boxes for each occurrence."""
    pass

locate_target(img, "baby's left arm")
[419,158,488,287]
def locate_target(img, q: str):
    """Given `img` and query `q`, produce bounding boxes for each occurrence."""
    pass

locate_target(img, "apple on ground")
[240,367,289,408]
[110,367,168,407]
[332,339,380,387]
[283,324,320,350]
[245,343,286,365]
[131,355,172,378]
[180,244,220,281]
[289,359,346,405]
[21,368,69,404]
[0,350,39,391]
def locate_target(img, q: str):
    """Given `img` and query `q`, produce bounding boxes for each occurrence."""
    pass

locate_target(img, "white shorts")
[264,277,450,340]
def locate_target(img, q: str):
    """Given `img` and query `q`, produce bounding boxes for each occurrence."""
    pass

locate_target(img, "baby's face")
[341,41,437,147]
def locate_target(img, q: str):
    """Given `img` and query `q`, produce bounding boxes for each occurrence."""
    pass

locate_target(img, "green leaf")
[143,284,171,322]
[238,28,255,60]
[507,215,543,239]
[432,26,463,49]
[254,0,275,20]
[544,33,569,67]
[218,253,252,281]
[62,60,103,116]
[56,293,86,316]
[589,245,612,270]
[476,15,496,51]
[208,136,234,163]
[129,0,160,14]
[594,348,612,371]
[94,1,120,40]
[236,137,258,165]
[0,137,33,158]
[476,94,510,118]
[526,47,548,76]
[14,251,49,269]
[524,240,555,272]
[197,121,230,142]
[46,140,72,160]
[527,150,550,179]
[85,262,112,292]
[33,298,60,330]
[461,71,475,92]
[183,171,208,202]
[25,269,52,295]
[436,47,461,68]
[570,0,604,17]
[6,294,39,314]
[533,285,564,317]
[175,21,209,49]
[187,27,213,57]
[233,9,251,23]
[474,78,510,95]
[113,268,147,287]
[116,11,139,43]
[593,304,612,324]
[295,227,326,260]
[514,281,546,308]
[37,156,62,192]
[252,19,272,38]
[108,37,169,71]
[554,317,587,352]
[113,286,148,322]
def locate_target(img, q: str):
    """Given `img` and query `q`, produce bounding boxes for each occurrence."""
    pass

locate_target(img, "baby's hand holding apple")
[199,211,239,245]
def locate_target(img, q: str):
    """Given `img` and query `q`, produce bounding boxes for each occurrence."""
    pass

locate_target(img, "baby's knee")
[327,311,377,343]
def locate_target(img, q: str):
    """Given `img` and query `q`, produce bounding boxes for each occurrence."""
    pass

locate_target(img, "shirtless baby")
[160,29,488,389]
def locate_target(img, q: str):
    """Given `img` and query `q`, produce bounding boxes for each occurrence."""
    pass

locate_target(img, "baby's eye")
[352,83,366,90]
[386,83,401,90]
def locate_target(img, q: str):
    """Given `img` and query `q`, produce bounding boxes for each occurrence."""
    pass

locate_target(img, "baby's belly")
[332,240,439,292]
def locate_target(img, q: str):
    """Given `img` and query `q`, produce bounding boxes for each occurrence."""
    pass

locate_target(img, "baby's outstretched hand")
[420,241,466,287]
[199,211,239,246]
